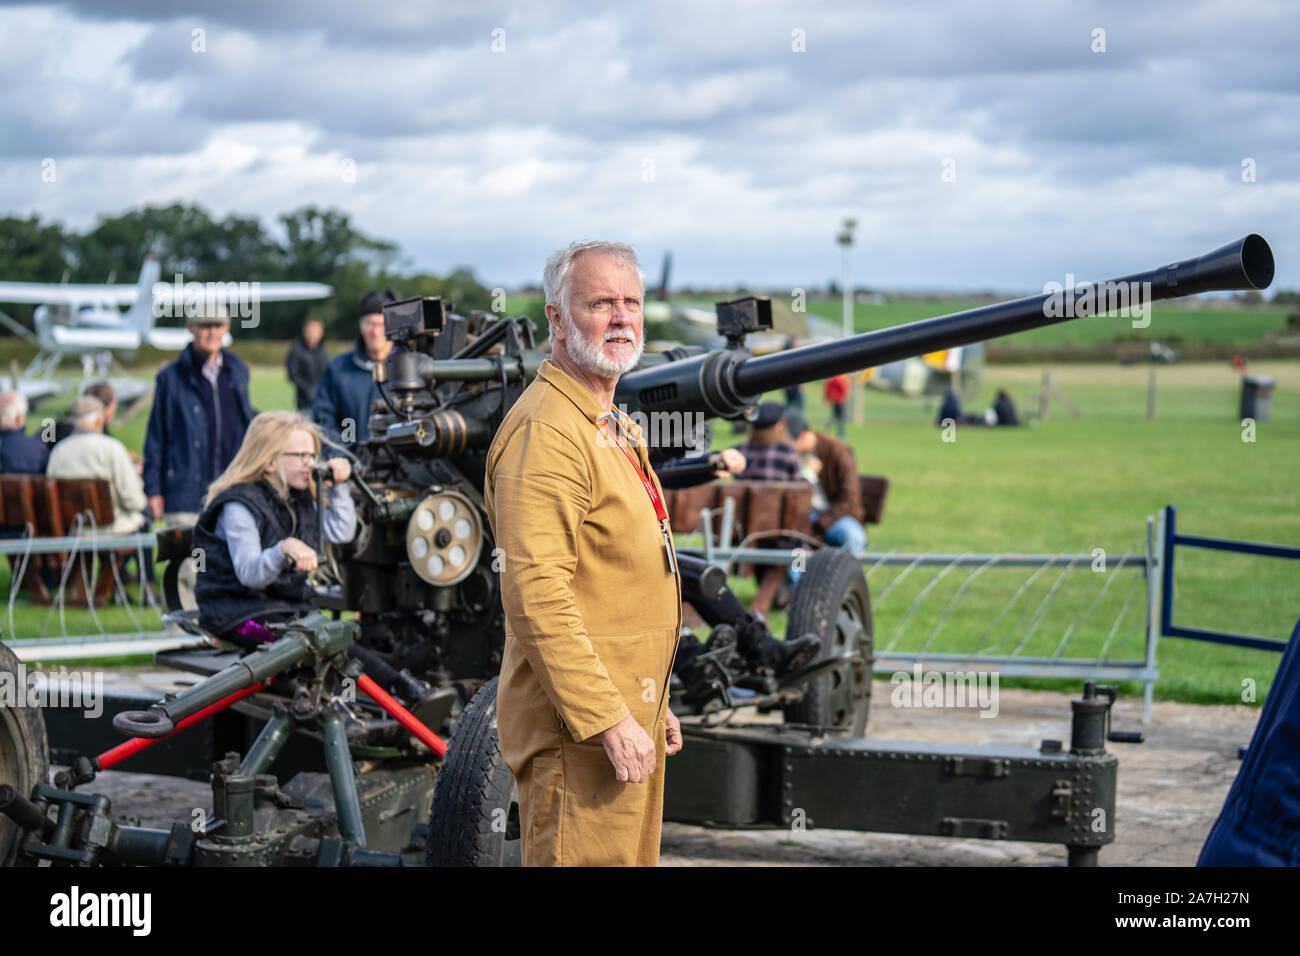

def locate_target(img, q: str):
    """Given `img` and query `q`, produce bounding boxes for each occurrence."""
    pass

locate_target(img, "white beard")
[559,312,644,378]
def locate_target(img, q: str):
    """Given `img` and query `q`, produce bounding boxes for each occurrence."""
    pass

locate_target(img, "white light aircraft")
[0,255,331,404]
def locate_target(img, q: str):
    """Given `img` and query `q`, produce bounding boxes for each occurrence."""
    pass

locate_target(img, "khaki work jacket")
[485,359,682,772]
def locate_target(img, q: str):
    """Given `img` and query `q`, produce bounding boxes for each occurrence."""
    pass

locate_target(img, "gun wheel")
[161,556,198,612]
[0,641,48,866]
[781,548,873,735]
[425,677,521,867]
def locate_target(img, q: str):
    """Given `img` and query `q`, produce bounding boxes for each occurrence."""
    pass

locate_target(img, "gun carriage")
[0,235,1275,867]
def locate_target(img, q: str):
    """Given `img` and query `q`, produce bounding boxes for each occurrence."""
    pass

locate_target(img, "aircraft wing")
[149,281,332,309]
[145,327,233,350]
[14,380,65,404]
[253,282,332,302]
[102,376,153,405]
[49,326,142,349]
[0,281,140,306]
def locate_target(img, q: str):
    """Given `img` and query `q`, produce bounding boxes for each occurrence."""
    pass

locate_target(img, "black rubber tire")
[425,677,521,866]
[781,548,873,735]
[0,641,49,867]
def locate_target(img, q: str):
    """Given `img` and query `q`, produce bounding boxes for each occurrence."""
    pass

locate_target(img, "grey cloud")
[2,0,1297,287]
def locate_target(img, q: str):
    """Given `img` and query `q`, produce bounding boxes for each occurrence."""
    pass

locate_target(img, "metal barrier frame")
[1159,503,1298,652]
[690,496,1162,720]
[0,529,180,661]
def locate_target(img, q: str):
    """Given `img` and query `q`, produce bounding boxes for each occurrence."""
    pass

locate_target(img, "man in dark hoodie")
[312,291,393,450]
[143,308,255,526]
[285,317,329,411]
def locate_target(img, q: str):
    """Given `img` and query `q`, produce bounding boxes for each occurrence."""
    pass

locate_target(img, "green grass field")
[490,294,1295,350]
[7,359,1297,708]
[759,362,1299,706]
[802,299,1296,348]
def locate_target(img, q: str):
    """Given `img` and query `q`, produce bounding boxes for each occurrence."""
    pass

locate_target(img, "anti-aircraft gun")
[0,234,1275,868]
[327,233,1275,723]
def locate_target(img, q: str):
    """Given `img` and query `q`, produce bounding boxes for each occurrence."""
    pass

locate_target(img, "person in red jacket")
[824,374,850,437]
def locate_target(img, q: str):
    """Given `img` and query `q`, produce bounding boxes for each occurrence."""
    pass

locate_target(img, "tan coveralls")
[484,360,681,866]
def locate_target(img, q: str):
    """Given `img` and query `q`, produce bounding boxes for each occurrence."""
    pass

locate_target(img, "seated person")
[936,387,993,426]
[992,389,1020,426]
[192,411,356,647]
[0,390,50,473]
[46,395,148,535]
[733,401,802,482]
[730,402,803,617]
[52,381,125,446]
[785,410,867,559]
[72,383,150,588]
[936,388,965,426]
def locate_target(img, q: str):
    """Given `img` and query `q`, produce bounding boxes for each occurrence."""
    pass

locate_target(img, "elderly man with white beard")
[483,240,685,866]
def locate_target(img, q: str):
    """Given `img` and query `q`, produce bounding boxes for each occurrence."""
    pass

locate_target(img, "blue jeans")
[790,513,868,585]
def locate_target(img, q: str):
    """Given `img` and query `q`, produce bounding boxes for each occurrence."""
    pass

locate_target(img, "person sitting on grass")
[192,411,356,648]
[992,389,1021,426]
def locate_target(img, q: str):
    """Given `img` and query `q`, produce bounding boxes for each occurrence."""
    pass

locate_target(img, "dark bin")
[1240,374,1275,422]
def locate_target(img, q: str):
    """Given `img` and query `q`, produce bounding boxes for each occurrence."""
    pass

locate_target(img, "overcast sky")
[2,0,1297,292]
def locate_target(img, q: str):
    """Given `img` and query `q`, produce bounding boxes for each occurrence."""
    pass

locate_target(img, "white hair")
[0,391,28,429]
[542,240,642,340]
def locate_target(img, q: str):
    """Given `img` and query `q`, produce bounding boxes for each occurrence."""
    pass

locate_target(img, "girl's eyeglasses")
[281,451,318,463]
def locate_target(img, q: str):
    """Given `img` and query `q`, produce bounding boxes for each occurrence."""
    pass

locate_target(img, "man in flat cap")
[144,307,254,528]
[485,240,683,866]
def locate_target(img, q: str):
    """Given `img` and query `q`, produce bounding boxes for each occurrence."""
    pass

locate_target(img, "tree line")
[0,204,494,340]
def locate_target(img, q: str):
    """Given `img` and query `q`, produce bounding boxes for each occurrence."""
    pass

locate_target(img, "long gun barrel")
[615,234,1274,421]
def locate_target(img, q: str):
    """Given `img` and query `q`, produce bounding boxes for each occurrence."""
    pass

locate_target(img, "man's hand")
[324,457,351,485]
[279,537,318,572]
[665,708,683,756]
[600,713,656,783]
[147,495,164,520]
[711,448,746,479]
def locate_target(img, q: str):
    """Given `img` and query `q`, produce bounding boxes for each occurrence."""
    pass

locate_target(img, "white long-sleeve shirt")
[213,484,356,589]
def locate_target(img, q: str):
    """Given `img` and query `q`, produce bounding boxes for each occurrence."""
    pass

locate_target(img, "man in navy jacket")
[143,312,255,525]
[313,291,392,450]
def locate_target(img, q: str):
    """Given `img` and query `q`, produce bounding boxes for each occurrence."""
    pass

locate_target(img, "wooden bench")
[0,474,141,606]
[664,474,890,541]
[859,475,890,525]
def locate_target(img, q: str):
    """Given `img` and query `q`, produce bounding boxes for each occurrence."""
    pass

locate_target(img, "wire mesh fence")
[0,519,186,662]
[692,499,1160,719]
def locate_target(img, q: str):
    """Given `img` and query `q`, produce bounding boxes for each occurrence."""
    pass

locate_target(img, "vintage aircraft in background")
[861,343,985,398]
[0,254,331,405]
[641,250,984,397]
[641,250,823,356]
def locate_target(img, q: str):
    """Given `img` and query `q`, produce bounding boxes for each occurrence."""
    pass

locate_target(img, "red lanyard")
[601,418,668,522]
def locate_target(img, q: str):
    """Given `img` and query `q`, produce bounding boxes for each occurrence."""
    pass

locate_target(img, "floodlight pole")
[837,218,858,423]
[838,218,856,340]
